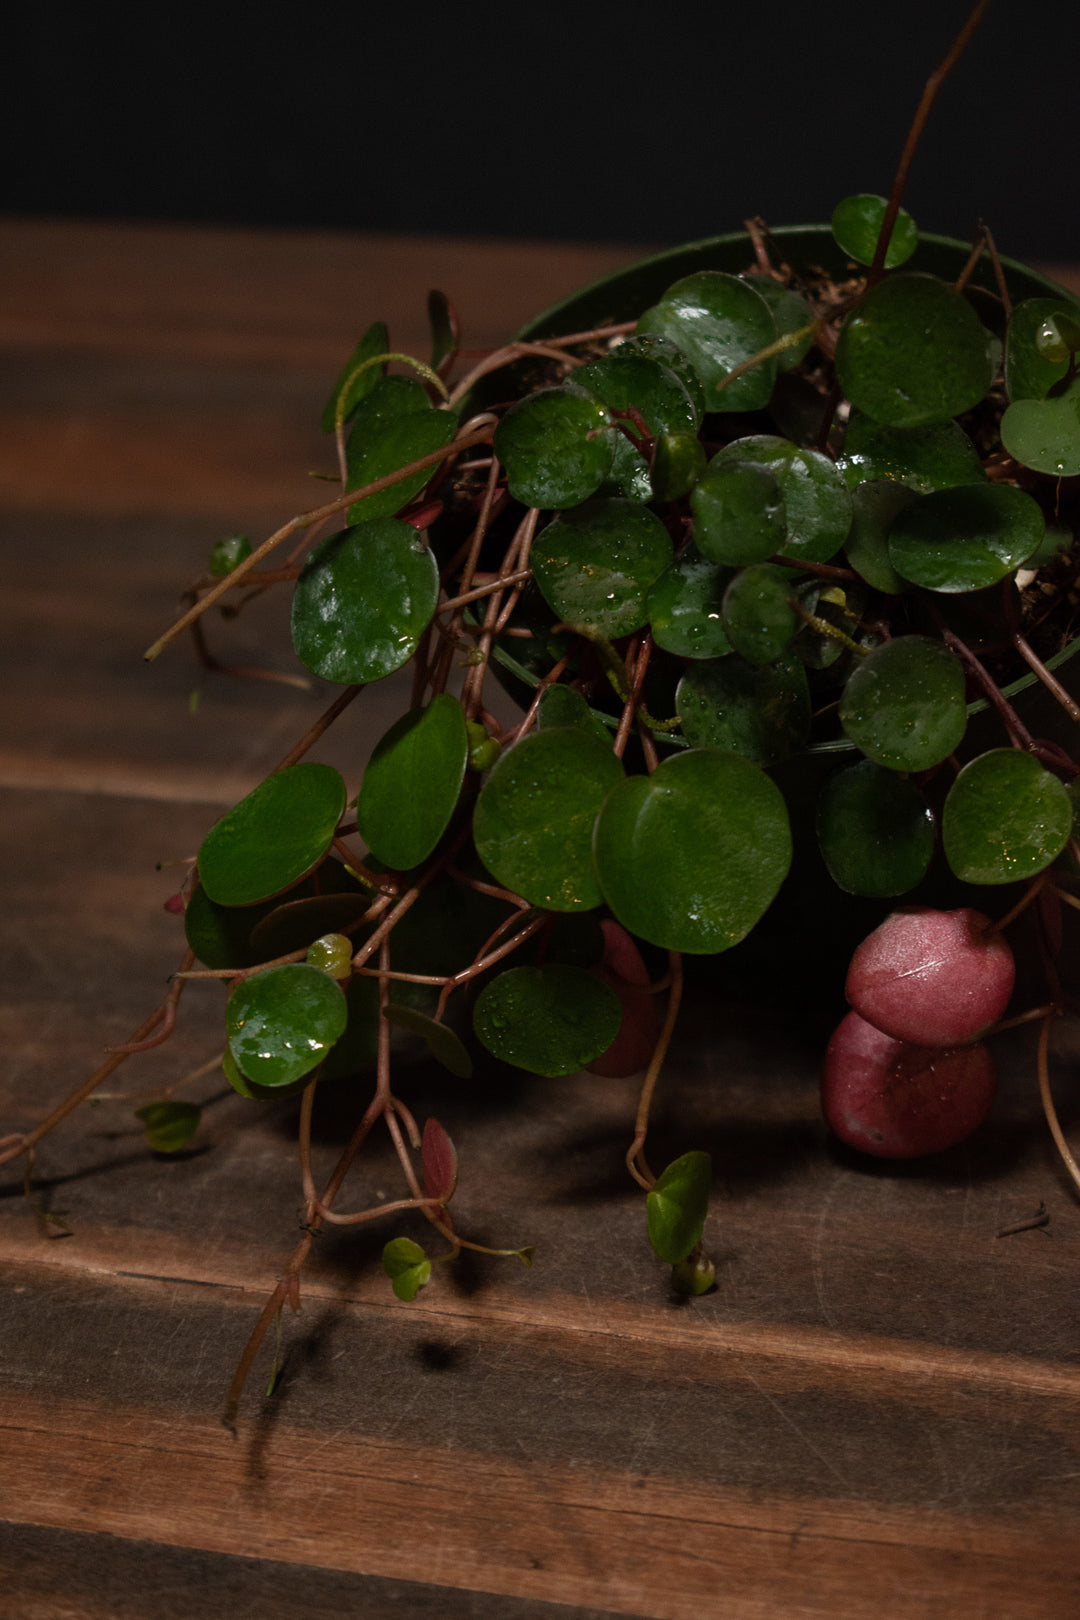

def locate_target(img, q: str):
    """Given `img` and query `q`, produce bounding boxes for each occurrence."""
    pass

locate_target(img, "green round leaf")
[226,963,348,1088]
[691,459,787,566]
[474,726,623,911]
[831,194,918,270]
[593,749,792,953]
[637,271,778,413]
[357,695,468,871]
[382,1237,432,1302]
[1000,378,1080,478]
[839,636,967,771]
[493,386,613,509]
[837,414,986,494]
[473,964,621,1076]
[646,546,732,659]
[1005,298,1078,402]
[651,431,708,502]
[135,1101,201,1154]
[835,273,997,427]
[843,480,915,594]
[292,518,439,683]
[676,653,810,766]
[887,484,1044,592]
[609,333,707,419]
[742,276,815,369]
[537,682,613,743]
[816,760,935,897]
[722,563,798,665]
[646,1151,712,1264]
[575,352,699,501]
[708,436,852,565]
[383,1004,473,1078]
[222,1045,313,1101]
[942,749,1073,884]
[532,498,674,638]
[197,763,346,908]
[344,379,457,523]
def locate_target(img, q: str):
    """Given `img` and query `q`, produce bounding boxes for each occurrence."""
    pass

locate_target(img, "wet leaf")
[532,498,674,638]
[637,271,778,413]
[320,320,389,432]
[493,385,613,509]
[382,1237,431,1302]
[843,480,917,594]
[646,1151,711,1264]
[473,964,622,1076]
[835,273,997,427]
[887,484,1044,592]
[135,1101,201,1154]
[197,763,346,908]
[575,352,699,501]
[473,726,623,911]
[1000,377,1080,478]
[593,749,792,953]
[226,963,348,1088]
[609,333,707,419]
[357,695,468,870]
[708,436,851,565]
[839,636,966,771]
[421,1117,459,1201]
[837,414,985,494]
[817,760,935,897]
[384,1005,473,1079]
[942,749,1073,884]
[292,518,439,683]
[831,194,917,270]
[1004,298,1078,402]
[646,546,732,659]
[691,459,787,567]
[676,652,810,766]
[722,564,798,665]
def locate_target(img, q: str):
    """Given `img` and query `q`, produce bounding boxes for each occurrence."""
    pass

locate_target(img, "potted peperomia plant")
[3,0,1079,1417]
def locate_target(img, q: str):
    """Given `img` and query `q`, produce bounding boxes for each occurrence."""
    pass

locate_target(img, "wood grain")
[1,219,1079,1618]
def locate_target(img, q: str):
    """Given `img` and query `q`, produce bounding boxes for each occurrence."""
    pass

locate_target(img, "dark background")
[4,0,1078,259]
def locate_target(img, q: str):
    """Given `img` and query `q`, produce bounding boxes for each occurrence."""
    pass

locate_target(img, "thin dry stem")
[625,953,684,1191]
[867,0,991,286]
[1037,1013,1080,1197]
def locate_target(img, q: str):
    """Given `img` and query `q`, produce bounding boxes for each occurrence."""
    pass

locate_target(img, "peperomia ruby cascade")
[3,0,1079,1419]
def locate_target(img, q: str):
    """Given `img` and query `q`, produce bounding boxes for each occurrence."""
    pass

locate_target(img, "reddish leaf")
[422,1117,458,1203]
[587,919,660,1077]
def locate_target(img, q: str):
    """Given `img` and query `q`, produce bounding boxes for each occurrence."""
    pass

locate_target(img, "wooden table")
[1,220,1078,1620]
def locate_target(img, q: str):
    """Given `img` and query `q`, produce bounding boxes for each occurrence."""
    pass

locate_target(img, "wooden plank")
[2,1389,1077,1620]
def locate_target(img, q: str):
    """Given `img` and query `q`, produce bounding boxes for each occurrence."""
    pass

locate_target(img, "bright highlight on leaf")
[226,964,348,1088]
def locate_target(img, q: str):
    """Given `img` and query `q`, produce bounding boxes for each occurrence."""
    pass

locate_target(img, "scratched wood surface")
[1,218,1079,1620]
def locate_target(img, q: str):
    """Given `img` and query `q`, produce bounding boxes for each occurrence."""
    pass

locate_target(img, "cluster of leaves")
[149,193,1080,1310]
